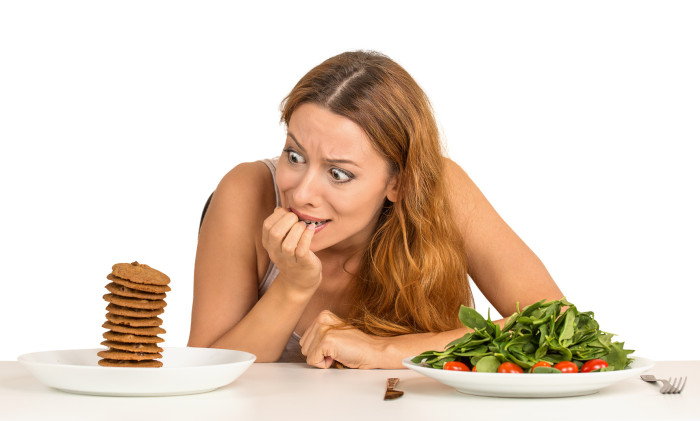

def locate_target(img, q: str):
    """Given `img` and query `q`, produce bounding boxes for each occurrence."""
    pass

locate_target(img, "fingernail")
[306,223,315,231]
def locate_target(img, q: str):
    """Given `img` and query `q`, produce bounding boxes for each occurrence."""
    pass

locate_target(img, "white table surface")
[1,360,697,421]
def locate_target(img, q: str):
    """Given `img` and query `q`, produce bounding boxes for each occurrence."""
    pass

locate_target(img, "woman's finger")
[295,224,316,260]
[299,318,324,356]
[262,208,289,248]
[300,311,341,358]
[305,325,349,369]
[264,211,300,251]
[280,221,307,257]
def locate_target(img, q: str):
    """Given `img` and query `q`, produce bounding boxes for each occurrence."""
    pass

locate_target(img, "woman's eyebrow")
[287,132,306,152]
[287,131,360,167]
[326,157,359,167]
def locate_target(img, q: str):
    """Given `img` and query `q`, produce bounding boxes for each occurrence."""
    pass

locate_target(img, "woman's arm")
[188,162,320,361]
[443,158,564,317]
[300,310,510,369]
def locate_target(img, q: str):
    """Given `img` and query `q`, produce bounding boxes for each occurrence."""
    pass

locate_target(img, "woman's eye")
[287,150,306,164]
[330,168,353,183]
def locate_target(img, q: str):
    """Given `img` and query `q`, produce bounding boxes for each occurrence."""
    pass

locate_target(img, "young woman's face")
[276,102,397,253]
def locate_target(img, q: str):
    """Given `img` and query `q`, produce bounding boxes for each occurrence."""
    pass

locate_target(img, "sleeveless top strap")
[258,158,281,297]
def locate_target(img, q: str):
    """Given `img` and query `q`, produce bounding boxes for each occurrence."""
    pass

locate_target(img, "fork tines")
[661,377,687,394]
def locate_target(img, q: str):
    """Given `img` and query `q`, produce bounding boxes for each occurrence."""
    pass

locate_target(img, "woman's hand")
[262,207,322,293]
[299,310,385,369]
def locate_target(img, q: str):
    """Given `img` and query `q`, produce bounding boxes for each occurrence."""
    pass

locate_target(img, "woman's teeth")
[301,220,326,227]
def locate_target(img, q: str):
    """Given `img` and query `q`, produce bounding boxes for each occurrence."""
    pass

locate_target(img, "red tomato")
[580,359,608,373]
[497,362,524,373]
[530,361,552,372]
[472,365,478,372]
[554,361,579,373]
[443,361,470,371]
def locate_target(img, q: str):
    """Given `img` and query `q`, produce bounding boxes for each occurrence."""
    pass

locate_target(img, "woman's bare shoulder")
[213,161,277,216]
[198,160,277,245]
[442,157,480,213]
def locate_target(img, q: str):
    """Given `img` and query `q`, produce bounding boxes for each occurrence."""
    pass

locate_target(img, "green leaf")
[600,342,634,370]
[453,345,490,357]
[532,366,562,374]
[444,332,473,349]
[458,306,488,331]
[558,308,576,347]
[519,300,546,318]
[535,343,548,360]
[475,355,501,373]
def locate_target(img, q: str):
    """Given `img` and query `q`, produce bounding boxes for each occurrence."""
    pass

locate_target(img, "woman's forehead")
[287,104,379,163]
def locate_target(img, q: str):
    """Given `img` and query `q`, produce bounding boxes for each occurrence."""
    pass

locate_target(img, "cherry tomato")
[554,361,579,373]
[530,361,552,372]
[443,361,470,371]
[497,362,524,373]
[580,359,609,373]
[472,365,478,372]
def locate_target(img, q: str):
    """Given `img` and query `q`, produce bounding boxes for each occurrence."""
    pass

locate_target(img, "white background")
[1,1,698,362]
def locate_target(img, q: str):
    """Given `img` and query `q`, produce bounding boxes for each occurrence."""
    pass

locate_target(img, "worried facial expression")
[276,103,398,253]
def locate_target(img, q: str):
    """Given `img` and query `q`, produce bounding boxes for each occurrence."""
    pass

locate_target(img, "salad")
[412,299,634,373]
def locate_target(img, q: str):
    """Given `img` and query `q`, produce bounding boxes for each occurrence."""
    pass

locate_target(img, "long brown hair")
[280,51,473,335]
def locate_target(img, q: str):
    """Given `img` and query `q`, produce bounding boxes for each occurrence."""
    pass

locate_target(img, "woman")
[188,50,563,369]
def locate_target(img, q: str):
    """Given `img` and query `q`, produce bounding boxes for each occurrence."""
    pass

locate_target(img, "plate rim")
[402,355,654,397]
[18,346,256,370]
[17,346,257,396]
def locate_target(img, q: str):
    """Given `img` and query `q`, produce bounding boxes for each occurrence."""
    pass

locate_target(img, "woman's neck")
[316,247,362,288]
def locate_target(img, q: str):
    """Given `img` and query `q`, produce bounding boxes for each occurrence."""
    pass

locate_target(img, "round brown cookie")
[103,321,166,335]
[111,261,170,286]
[98,358,163,368]
[107,274,171,293]
[105,312,163,327]
[105,282,166,300]
[97,349,163,361]
[103,331,165,343]
[106,303,164,318]
[101,340,163,353]
[103,293,167,310]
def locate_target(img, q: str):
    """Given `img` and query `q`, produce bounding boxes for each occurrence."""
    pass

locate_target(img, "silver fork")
[640,374,687,394]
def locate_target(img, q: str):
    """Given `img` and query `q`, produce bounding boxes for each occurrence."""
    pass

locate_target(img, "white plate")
[18,347,256,396]
[403,356,654,398]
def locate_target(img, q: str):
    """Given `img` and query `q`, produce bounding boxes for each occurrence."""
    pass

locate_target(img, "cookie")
[105,282,167,300]
[103,321,166,335]
[103,293,167,310]
[98,359,163,368]
[106,303,164,318]
[97,349,163,361]
[107,274,171,294]
[101,340,164,354]
[112,261,170,286]
[103,331,165,344]
[105,312,163,327]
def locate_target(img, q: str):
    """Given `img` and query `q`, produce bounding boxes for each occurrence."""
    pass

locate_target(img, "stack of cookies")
[98,261,170,367]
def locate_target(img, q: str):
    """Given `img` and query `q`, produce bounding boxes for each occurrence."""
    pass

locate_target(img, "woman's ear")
[386,175,399,203]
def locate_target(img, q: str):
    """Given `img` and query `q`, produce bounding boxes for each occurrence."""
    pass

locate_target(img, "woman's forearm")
[377,318,508,369]
[205,275,316,362]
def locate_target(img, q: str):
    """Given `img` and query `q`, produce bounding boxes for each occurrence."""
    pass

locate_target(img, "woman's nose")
[292,170,321,207]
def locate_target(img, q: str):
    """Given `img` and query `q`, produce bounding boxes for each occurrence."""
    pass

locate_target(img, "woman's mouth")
[300,219,329,228]
[291,209,330,232]
[299,218,330,234]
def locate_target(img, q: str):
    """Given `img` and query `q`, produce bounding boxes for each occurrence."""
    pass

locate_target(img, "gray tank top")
[259,157,305,363]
